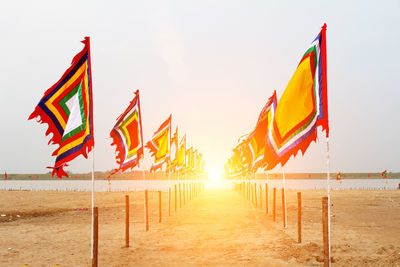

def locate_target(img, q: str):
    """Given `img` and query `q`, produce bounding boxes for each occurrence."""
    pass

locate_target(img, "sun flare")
[208,169,222,183]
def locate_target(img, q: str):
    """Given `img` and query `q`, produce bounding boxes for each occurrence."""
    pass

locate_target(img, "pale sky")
[1,0,399,174]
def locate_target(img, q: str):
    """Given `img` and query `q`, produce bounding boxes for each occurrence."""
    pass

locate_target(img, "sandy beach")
[0,188,399,266]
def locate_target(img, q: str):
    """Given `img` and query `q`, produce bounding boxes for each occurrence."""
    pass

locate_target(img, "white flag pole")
[142,153,147,221]
[86,36,96,261]
[326,137,331,266]
[282,166,287,228]
[91,147,95,260]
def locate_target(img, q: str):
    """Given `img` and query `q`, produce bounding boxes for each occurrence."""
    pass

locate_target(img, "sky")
[1,0,399,174]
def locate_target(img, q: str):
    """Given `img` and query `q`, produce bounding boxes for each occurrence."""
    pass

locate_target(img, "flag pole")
[91,147,95,259]
[87,36,95,261]
[167,162,170,212]
[141,153,148,232]
[282,166,287,228]
[326,137,331,266]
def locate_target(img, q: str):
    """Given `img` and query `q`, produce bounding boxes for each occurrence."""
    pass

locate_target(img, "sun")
[208,169,222,183]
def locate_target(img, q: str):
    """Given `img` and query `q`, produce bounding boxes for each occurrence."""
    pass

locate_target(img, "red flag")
[146,115,172,172]
[109,90,144,177]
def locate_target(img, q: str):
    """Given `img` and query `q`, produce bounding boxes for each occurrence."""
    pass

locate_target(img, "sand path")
[114,189,297,266]
[1,189,399,266]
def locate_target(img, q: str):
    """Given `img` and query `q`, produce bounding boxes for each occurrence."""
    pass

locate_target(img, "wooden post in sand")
[145,190,149,231]
[250,182,254,203]
[184,183,186,203]
[92,207,98,267]
[297,192,302,243]
[259,184,262,208]
[247,182,250,200]
[174,184,177,211]
[322,196,329,267]
[246,181,248,200]
[158,191,162,223]
[254,183,257,207]
[168,188,171,216]
[265,183,269,214]
[282,188,286,228]
[179,183,182,208]
[273,188,276,221]
[125,195,129,247]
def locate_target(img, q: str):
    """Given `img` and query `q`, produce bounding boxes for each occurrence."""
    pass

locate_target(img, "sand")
[0,188,399,266]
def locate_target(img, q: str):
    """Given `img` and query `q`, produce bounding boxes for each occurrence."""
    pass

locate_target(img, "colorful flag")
[226,137,251,178]
[145,115,171,172]
[264,24,328,170]
[177,134,186,171]
[109,90,144,177]
[168,127,179,173]
[28,37,94,178]
[186,147,193,171]
[381,170,387,179]
[247,91,277,171]
[192,149,198,171]
[197,153,203,172]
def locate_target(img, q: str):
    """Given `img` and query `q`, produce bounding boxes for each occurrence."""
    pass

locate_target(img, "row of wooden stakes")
[92,182,205,267]
[237,182,331,267]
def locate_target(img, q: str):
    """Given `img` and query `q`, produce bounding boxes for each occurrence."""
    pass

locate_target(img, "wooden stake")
[174,184,177,211]
[248,182,250,201]
[168,188,171,216]
[125,195,129,247]
[322,196,329,267]
[282,188,286,228]
[92,207,98,267]
[251,182,253,203]
[179,183,182,208]
[246,181,248,199]
[297,192,302,243]
[159,191,162,223]
[273,188,276,222]
[265,183,269,214]
[145,190,149,231]
[254,183,257,207]
[183,184,186,206]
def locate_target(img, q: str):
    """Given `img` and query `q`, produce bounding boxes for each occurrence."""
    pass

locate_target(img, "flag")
[226,137,251,178]
[28,37,94,178]
[177,134,186,171]
[197,153,203,172]
[4,171,7,181]
[264,24,328,170]
[186,147,193,171]
[168,127,179,173]
[145,115,171,172]
[247,91,277,171]
[382,170,387,179]
[109,90,144,177]
[191,149,198,171]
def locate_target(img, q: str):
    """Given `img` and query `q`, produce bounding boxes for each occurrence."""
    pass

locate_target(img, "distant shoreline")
[2,172,398,180]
